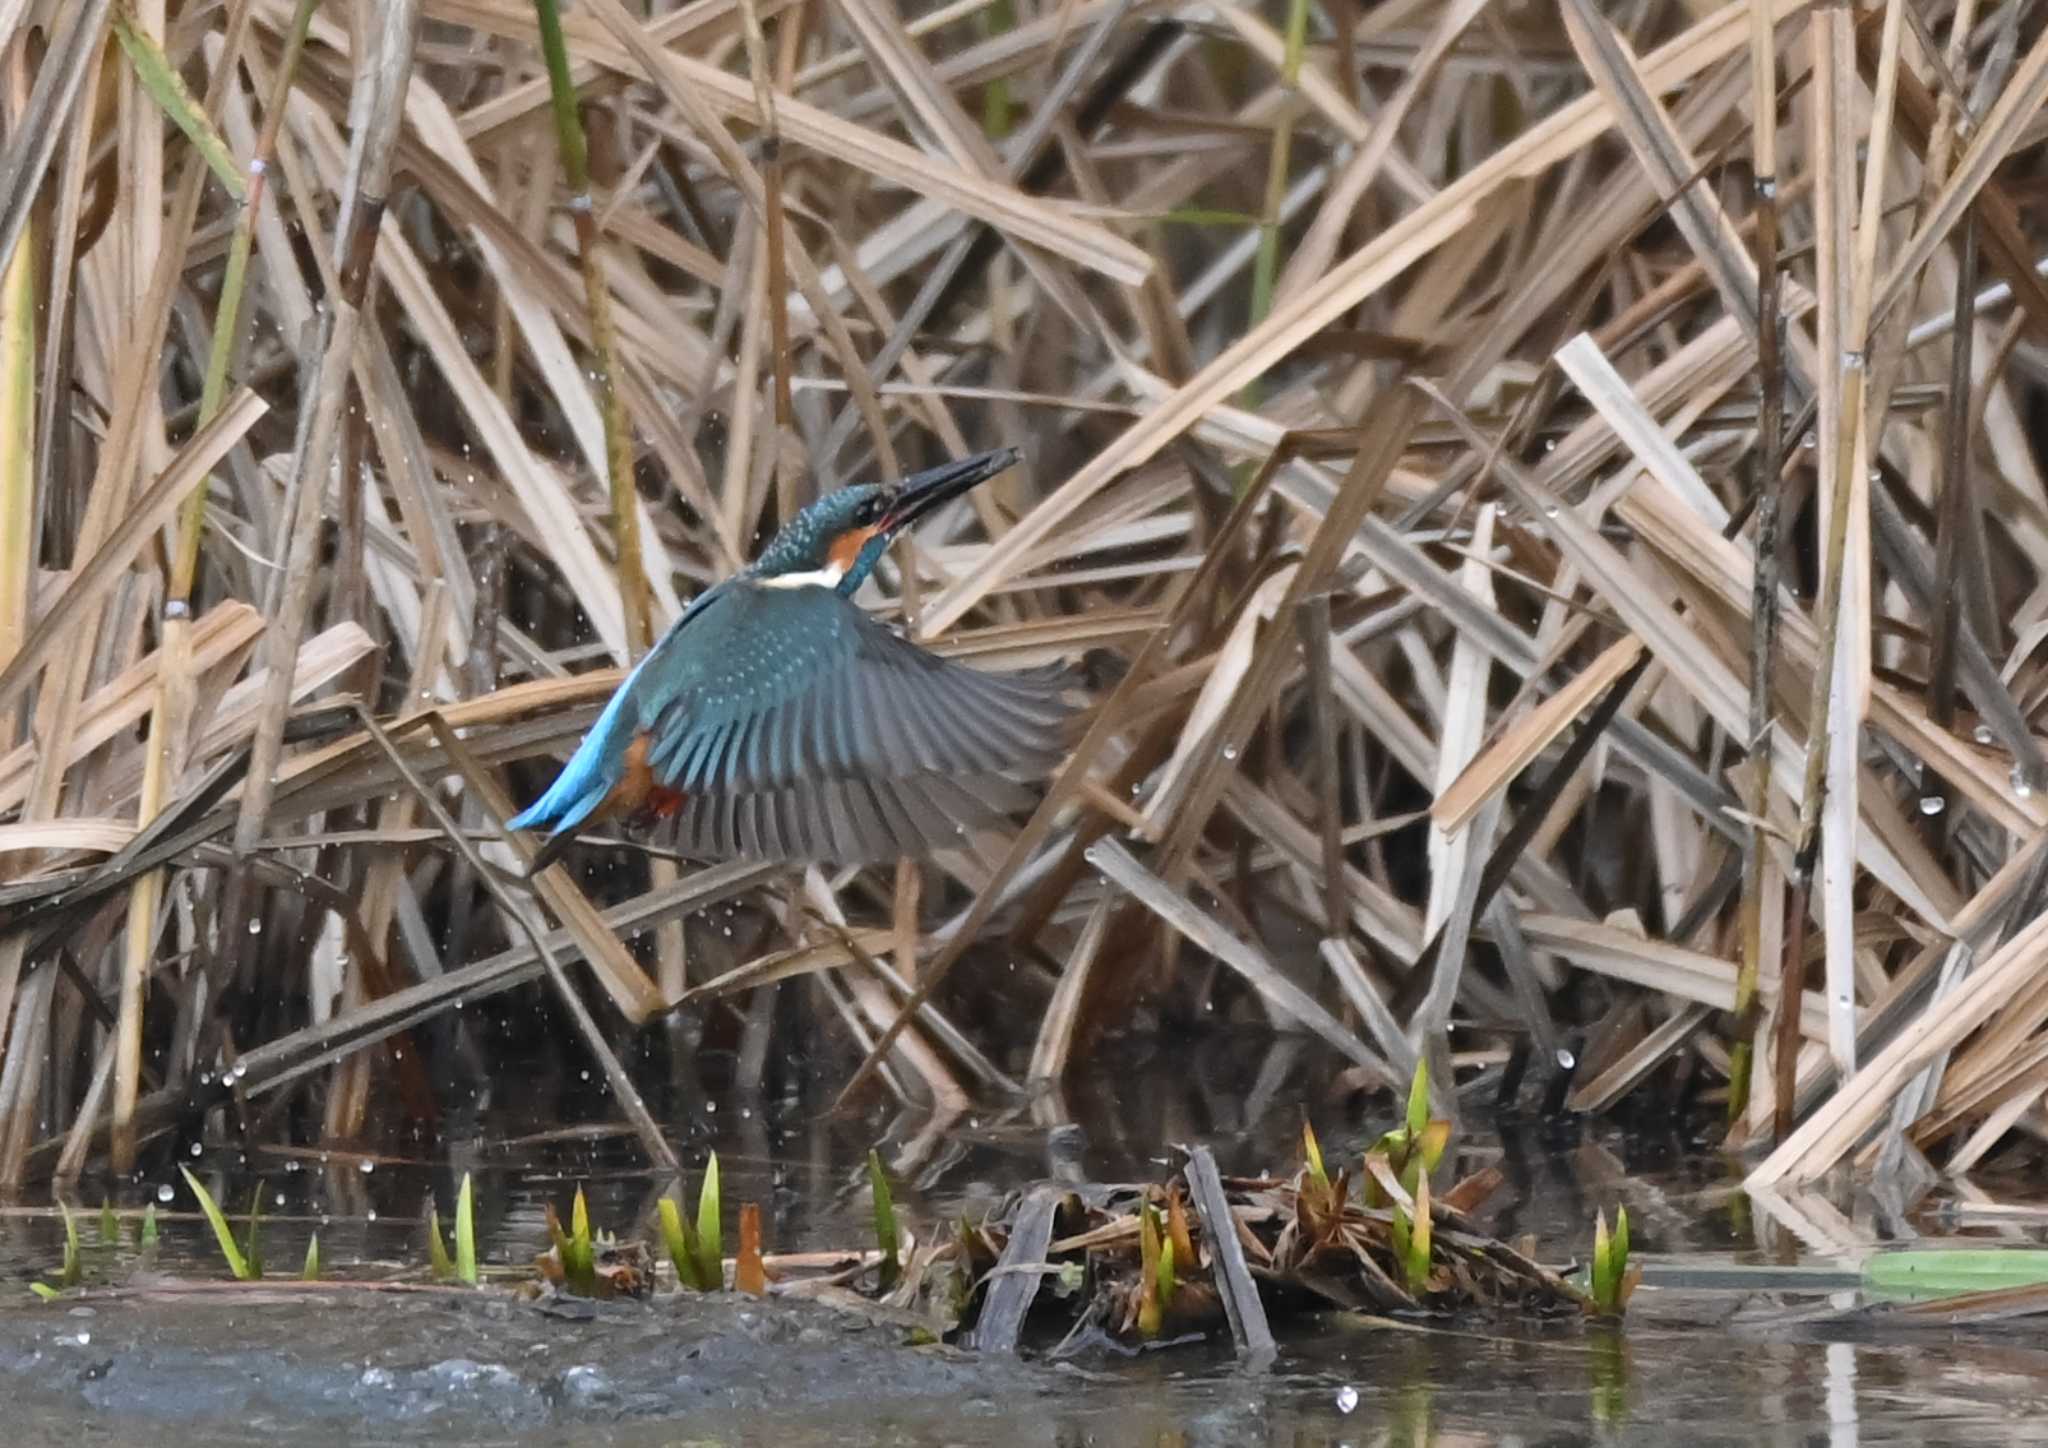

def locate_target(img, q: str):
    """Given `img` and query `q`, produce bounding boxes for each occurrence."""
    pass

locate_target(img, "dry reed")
[0,0,2046,1195]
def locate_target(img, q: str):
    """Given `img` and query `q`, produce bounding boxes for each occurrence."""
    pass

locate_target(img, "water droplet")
[358,1159,375,1175]
[285,1160,301,1174]
[2013,766,2033,799]
[247,918,262,935]
[1801,431,1817,449]
[1975,724,1994,744]
[275,1192,286,1207]
[156,1184,174,1203]
[1336,1385,1359,1414]
[1919,795,1945,816]
[1555,1048,1577,1070]
[366,1209,377,1222]
[1221,745,1238,761]
[189,1142,201,1157]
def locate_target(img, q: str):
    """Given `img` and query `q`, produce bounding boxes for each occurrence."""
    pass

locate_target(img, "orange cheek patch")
[829,525,880,572]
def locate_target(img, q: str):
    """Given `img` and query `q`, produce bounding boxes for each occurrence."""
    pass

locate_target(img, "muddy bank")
[0,1291,1053,1446]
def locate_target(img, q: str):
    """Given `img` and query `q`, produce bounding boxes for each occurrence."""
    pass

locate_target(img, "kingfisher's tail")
[506,751,612,836]
[506,684,639,868]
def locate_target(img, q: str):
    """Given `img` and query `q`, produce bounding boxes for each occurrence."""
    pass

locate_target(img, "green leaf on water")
[455,1173,478,1286]
[180,1168,253,1280]
[1864,1248,2048,1298]
[28,1282,58,1301]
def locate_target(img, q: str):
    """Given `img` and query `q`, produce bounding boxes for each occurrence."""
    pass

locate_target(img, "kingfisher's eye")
[855,498,883,526]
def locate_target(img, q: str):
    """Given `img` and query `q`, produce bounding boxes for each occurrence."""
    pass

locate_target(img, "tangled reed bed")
[2,0,2048,1205]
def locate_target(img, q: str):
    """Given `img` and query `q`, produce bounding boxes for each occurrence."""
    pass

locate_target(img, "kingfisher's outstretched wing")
[633,583,1075,861]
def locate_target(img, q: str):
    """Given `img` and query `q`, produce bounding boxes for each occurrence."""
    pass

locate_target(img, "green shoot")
[1302,1119,1329,1188]
[1165,1190,1196,1270]
[657,1197,704,1291]
[428,1208,456,1281]
[545,1191,597,1296]
[455,1173,478,1286]
[569,1187,595,1288]
[180,1168,254,1280]
[28,1282,58,1301]
[56,1199,81,1289]
[301,1233,321,1282]
[98,1199,118,1246]
[1137,1200,1165,1339]
[1589,1207,1637,1317]
[138,1203,159,1252]
[868,1149,900,1289]
[1366,1058,1452,1205]
[1405,1172,1432,1294]
[694,1153,722,1291]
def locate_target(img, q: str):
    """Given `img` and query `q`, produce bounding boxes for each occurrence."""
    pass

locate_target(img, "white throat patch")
[757,562,846,590]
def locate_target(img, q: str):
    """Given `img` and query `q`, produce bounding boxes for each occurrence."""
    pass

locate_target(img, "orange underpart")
[649,786,687,818]
[599,730,673,822]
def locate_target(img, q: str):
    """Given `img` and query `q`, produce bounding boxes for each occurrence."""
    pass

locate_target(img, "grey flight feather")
[621,582,1074,862]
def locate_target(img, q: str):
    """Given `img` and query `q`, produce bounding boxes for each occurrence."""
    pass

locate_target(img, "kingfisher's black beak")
[878,447,1019,536]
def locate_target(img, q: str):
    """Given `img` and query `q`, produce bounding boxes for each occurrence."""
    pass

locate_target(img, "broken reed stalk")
[738,0,798,517]
[533,0,652,655]
[223,0,421,943]
[1926,215,1975,736]
[0,47,30,755]
[1729,0,1784,1126]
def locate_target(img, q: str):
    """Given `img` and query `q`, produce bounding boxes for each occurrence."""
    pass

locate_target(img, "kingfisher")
[507,447,1074,871]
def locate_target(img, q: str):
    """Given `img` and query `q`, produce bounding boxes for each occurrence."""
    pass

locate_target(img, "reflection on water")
[3,1034,2048,1445]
